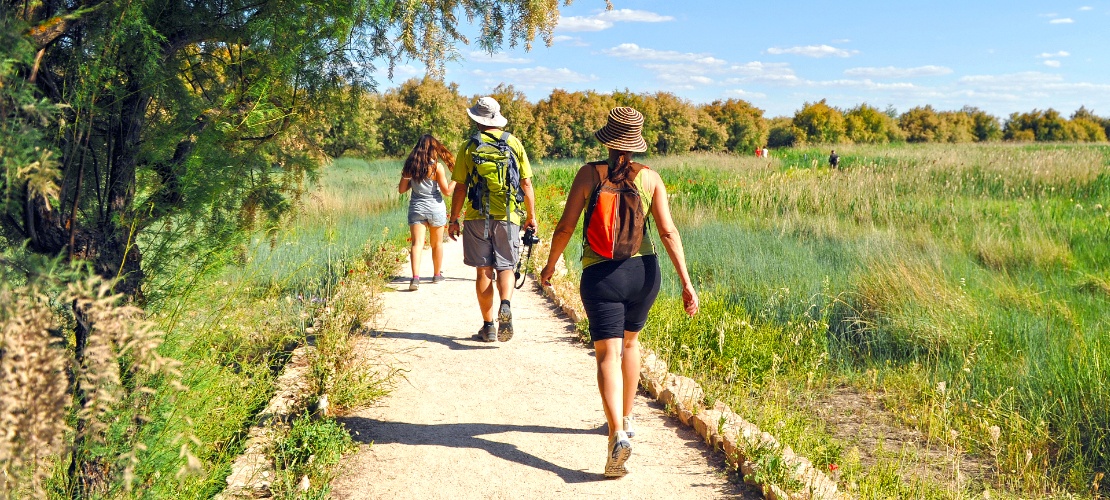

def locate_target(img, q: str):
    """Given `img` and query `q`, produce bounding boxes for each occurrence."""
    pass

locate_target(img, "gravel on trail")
[330,238,752,499]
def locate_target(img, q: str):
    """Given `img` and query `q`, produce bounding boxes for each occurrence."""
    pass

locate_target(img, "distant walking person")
[829,149,840,169]
[399,134,456,290]
[540,107,700,478]
[448,96,537,342]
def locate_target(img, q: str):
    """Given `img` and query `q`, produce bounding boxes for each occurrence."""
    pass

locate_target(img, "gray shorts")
[462,219,521,270]
[408,203,448,227]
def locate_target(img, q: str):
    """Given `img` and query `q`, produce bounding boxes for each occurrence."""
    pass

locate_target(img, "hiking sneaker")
[622,415,636,439]
[408,277,420,291]
[604,431,632,478]
[432,273,445,284]
[497,301,513,341]
[471,323,497,343]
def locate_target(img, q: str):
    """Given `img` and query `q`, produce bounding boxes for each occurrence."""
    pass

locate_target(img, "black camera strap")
[515,229,538,289]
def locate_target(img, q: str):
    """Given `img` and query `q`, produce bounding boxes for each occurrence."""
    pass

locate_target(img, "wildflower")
[828,463,839,472]
[988,425,1001,445]
[937,381,947,395]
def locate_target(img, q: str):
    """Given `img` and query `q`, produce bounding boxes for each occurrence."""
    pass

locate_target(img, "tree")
[938,110,976,143]
[532,89,616,159]
[379,77,470,156]
[845,103,903,144]
[2,0,582,299]
[693,109,728,152]
[704,98,768,153]
[793,99,846,145]
[766,117,801,148]
[1004,109,1071,141]
[962,106,1002,142]
[899,105,943,143]
[648,92,698,155]
[1069,107,1109,142]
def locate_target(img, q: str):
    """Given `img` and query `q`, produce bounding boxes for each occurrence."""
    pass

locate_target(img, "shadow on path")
[372,330,499,351]
[340,417,603,484]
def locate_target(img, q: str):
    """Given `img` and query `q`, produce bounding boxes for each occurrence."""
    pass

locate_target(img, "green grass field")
[73,158,407,498]
[532,144,1110,498]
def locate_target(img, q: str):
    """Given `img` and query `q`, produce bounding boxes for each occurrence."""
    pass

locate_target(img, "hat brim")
[594,128,648,153]
[467,108,508,128]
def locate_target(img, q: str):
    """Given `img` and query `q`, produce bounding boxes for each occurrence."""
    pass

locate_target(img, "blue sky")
[377,1,1110,118]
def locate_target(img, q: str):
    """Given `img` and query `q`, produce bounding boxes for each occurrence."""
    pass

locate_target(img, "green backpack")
[465,131,525,221]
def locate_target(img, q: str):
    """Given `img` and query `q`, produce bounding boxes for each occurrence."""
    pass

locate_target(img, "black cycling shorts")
[579,255,661,342]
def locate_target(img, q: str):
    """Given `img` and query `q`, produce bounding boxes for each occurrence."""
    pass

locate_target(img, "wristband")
[450,219,460,225]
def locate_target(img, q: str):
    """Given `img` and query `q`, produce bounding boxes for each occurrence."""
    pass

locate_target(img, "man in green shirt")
[448,96,537,343]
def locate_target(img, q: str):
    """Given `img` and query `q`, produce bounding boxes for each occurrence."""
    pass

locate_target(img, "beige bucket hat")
[466,96,508,128]
[594,107,648,153]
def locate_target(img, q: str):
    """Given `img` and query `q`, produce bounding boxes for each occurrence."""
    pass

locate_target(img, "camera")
[521,228,540,247]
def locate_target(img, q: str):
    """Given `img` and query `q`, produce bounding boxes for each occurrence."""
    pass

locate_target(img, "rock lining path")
[330,239,753,499]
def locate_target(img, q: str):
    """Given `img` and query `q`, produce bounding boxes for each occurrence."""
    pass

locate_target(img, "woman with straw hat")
[540,107,700,478]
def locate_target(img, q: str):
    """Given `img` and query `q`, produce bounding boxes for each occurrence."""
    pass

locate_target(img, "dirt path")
[330,238,751,499]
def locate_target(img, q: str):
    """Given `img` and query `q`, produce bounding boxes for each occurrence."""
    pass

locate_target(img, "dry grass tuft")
[0,272,191,497]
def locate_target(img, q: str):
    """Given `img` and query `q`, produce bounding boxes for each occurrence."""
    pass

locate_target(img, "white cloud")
[470,66,595,89]
[468,52,531,64]
[598,9,674,23]
[726,62,801,84]
[811,79,919,91]
[766,44,858,58]
[1044,60,1062,68]
[657,73,715,90]
[1050,18,1075,24]
[725,88,768,99]
[551,35,589,47]
[1079,6,1093,11]
[844,65,953,78]
[602,43,726,65]
[1038,51,1070,58]
[959,72,1064,88]
[557,9,673,32]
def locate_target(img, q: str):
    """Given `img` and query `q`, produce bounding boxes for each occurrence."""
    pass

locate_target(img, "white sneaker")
[604,431,632,478]
[622,415,636,439]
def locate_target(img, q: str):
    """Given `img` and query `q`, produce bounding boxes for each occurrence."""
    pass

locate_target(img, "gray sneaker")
[432,273,445,284]
[471,323,497,343]
[497,302,513,341]
[408,277,420,291]
[604,431,632,478]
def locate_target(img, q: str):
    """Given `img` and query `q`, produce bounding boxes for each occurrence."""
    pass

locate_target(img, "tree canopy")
[1,0,586,297]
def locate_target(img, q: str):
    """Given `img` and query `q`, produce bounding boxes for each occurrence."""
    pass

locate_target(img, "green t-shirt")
[453,131,533,225]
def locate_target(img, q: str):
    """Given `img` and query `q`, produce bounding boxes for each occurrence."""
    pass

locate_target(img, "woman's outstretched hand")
[682,284,699,316]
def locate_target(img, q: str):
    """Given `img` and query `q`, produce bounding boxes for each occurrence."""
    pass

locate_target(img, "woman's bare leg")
[594,338,624,439]
[409,223,427,278]
[622,330,641,418]
[429,224,445,276]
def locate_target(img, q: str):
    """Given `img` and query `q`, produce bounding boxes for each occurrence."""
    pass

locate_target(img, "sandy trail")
[330,238,750,499]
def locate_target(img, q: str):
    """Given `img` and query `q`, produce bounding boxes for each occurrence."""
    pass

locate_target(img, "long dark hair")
[606,149,634,183]
[403,134,455,182]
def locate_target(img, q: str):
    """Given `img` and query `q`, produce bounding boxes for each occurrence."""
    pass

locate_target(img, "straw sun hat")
[594,107,648,153]
[466,96,508,128]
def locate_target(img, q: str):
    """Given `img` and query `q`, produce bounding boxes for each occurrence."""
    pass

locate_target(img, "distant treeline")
[323,77,1110,160]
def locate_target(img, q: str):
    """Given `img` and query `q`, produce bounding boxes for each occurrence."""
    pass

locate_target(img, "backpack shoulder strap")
[584,161,608,186]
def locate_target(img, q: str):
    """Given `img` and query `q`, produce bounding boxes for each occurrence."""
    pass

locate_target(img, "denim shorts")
[408,203,448,227]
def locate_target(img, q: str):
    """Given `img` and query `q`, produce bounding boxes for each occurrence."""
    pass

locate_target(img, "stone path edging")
[217,346,313,498]
[539,257,845,500]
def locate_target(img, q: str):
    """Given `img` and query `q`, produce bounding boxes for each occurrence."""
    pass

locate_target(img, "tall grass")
[532,144,1110,496]
[67,158,408,497]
